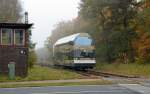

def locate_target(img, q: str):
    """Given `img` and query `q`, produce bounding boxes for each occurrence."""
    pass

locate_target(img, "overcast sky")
[21,0,80,49]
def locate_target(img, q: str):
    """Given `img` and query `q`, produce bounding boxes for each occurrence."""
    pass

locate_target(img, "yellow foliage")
[133,0,150,62]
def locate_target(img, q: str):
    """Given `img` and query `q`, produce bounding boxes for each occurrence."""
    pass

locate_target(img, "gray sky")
[21,0,80,49]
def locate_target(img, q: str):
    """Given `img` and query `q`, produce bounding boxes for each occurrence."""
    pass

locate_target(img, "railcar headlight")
[74,58,80,60]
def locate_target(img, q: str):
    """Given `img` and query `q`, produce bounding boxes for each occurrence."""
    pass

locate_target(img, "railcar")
[53,33,96,69]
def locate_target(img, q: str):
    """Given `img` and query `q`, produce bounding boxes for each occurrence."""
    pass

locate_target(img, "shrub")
[28,50,37,68]
[135,58,146,64]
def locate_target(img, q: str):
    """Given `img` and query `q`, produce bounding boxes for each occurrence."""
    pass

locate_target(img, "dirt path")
[0,79,103,85]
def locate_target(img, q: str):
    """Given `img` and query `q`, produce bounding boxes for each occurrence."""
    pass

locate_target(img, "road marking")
[31,90,129,94]
[119,84,150,94]
[31,93,50,94]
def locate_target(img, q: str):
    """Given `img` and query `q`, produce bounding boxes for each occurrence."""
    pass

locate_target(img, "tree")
[28,28,37,68]
[0,0,23,22]
[133,0,150,63]
[79,0,138,63]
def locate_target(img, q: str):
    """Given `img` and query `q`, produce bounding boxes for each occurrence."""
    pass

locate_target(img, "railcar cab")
[72,33,96,69]
[74,35,95,60]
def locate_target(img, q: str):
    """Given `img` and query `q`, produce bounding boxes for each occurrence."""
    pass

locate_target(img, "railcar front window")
[1,29,12,45]
[75,37,92,46]
[74,50,95,59]
[15,29,24,45]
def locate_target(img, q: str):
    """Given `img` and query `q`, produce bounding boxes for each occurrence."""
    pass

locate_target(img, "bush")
[28,50,37,68]
[135,58,146,64]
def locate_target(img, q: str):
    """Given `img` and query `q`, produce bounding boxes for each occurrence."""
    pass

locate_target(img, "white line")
[78,90,125,93]
[119,84,150,93]
[31,93,50,94]
[31,90,127,94]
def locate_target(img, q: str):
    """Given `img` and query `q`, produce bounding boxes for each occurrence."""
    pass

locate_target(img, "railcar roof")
[54,33,90,46]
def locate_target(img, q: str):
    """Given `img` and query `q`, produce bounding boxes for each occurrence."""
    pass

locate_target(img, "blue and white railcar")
[53,33,96,69]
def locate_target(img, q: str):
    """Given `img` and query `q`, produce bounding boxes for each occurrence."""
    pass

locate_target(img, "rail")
[86,70,140,78]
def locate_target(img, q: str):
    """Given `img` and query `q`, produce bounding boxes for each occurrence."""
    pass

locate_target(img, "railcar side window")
[15,29,24,45]
[1,29,12,45]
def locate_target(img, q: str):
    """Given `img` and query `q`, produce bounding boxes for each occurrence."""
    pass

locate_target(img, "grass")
[0,80,112,88]
[0,65,82,82]
[24,66,82,81]
[0,65,113,88]
[95,62,150,77]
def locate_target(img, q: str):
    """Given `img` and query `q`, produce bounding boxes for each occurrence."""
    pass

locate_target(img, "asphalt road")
[0,85,143,94]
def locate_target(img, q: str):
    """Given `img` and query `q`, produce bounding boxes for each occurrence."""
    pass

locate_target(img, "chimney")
[25,12,28,24]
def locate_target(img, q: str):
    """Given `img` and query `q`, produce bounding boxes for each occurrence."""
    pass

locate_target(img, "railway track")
[73,68,140,79]
[75,70,101,79]
[82,70,140,78]
[37,63,140,79]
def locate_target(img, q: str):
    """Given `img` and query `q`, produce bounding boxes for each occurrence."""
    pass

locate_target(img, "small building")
[0,23,32,77]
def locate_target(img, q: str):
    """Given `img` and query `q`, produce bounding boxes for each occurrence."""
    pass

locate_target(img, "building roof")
[0,23,33,29]
[54,33,90,46]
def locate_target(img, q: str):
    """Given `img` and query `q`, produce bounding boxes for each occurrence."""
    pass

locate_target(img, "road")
[0,84,149,94]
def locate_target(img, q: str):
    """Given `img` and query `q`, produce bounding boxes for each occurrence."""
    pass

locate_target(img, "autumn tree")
[0,0,23,22]
[79,0,138,63]
[134,0,150,63]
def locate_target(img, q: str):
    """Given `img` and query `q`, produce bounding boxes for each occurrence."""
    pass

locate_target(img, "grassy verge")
[0,80,112,88]
[95,63,150,77]
[0,65,82,82]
